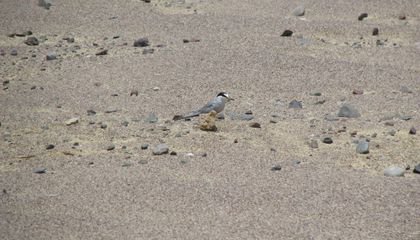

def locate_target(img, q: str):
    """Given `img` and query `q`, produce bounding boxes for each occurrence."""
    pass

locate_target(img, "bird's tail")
[173,111,200,121]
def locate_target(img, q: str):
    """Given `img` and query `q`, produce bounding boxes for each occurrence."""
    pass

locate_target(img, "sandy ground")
[1,0,419,239]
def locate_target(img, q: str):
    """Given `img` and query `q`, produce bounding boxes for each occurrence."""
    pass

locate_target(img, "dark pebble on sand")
[409,127,416,135]
[134,38,149,47]
[372,28,379,36]
[24,37,39,46]
[33,167,47,174]
[250,122,261,128]
[322,136,333,144]
[46,144,55,150]
[95,49,108,55]
[271,165,282,171]
[281,30,293,37]
[358,13,368,21]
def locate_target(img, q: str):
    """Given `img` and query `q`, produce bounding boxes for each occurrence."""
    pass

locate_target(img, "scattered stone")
[409,127,416,135]
[199,111,217,131]
[95,49,108,56]
[269,119,278,124]
[387,129,396,136]
[141,144,149,150]
[130,90,138,96]
[63,37,75,43]
[133,38,149,47]
[372,28,379,36]
[121,121,129,127]
[240,114,254,121]
[281,30,293,37]
[46,52,57,60]
[217,112,225,120]
[100,123,107,129]
[142,48,154,54]
[292,5,305,16]
[105,109,118,113]
[413,164,420,174]
[183,38,200,43]
[398,14,406,20]
[24,37,39,46]
[310,92,322,96]
[400,115,412,121]
[46,144,55,150]
[170,151,177,156]
[10,48,18,56]
[271,165,282,171]
[38,0,52,9]
[65,117,79,126]
[249,122,261,128]
[309,139,318,148]
[352,89,364,95]
[0,49,5,56]
[356,139,369,154]
[87,110,96,116]
[152,87,160,91]
[33,167,47,174]
[400,86,412,94]
[384,121,394,127]
[106,144,115,151]
[145,113,158,123]
[321,136,333,144]
[288,100,302,109]
[153,144,169,155]
[122,163,132,167]
[338,104,361,118]
[234,139,238,143]
[358,13,368,21]
[384,166,405,177]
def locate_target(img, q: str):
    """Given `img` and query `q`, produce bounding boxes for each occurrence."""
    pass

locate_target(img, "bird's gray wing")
[180,101,216,119]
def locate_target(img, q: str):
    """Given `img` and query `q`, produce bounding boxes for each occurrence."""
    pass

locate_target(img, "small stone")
[245,110,253,115]
[133,38,149,47]
[338,104,361,118]
[398,14,406,20]
[234,139,238,143]
[352,89,364,95]
[170,151,177,156]
[413,164,420,174]
[152,87,160,91]
[372,28,379,36]
[46,52,57,60]
[387,129,396,136]
[281,30,293,37]
[356,139,369,154]
[141,144,149,150]
[309,139,318,148]
[100,123,107,129]
[145,113,158,123]
[310,92,322,96]
[87,110,96,116]
[292,5,305,16]
[288,100,302,109]
[384,121,394,127]
[122,163,132,167]
[142,48,154,54]
[400,86,412,94]
[240,114,254,121]
[130,90,138,96]
[271,165,282,171]
[95,49,108,56]
[10,48,18,56]
[153,144,169,155]
[24,37,39,46]
[106,144,115,151]
[0,49,5,56]
[199,111,217,131]
[46,144,55,150]
[121,121,129,127]
[321,136,333,144]
[358,13,368,21]
[65,117,79,126]
[384,166,405,177]
[38,0,52,9]
[249,122,261,128]
[409,127,416,135]
[33,167,47,174]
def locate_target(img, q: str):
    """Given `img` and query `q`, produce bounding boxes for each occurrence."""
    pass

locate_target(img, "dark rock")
[121,121,129,127]
[95,49,108,56]
[105,109,118,113]
[100,123,107,129]
[321,136,333,144]
[356,139,369,154]
[398,14,406,20]
[292,5,305,16]
[245,110,253,115]
[310,92,322,96]
[33,167,47,174]
[87,110,96,116]
[372,28,379,36]
[46,52,57,60]
[170,151,177,156]
[413,164,420,174]
[141,144,149,150]
[133,38,149,47]
[250,122,261,128]
[46,144,55,150]
[38,0,52,9]
[24,37,39,46]
[288,100,302,109]
[130,90,138,96]
[271,165,282,171]
[63,37,75,43]
[153,144,169,155]
[122,163,132,167]
[145,113,158,123]
[358,13,368,21]
[10,48,18,56]
[106,144,115,151]
[183,38,200,43]
[338,104,361,118]
[281,30,293,37]
[409,127,416,135]
[0,49,5,56]
[352,89,364,95]
[141,0,151,3]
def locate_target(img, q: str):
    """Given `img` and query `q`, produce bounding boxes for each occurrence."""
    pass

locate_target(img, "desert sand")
[1,0,419,239]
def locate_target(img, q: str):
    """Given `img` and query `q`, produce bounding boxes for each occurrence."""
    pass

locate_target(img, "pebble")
[65,117,79,126]
[170,151,177,156]
[24,37,39,46]
[10,48,18,56]
[38,0,52,9]
[87,110,96,116]
[106,144,115,151]
[387,129,396,136]
[409,127,416,135]
[358,13,368,21]
[398,14,406,20]
[153,144,169,155]
[292,5,305,16]
[400,86,412,93]
[100,123,107,129]
[152,87,160,91]
[142,48,154,54]
[356,139,369,154]
[271,165,282,171]
[281,30,293,37]
[372,28,379,36]
[413,164,420,174]
[46,52,57,60]
[133,38,149,47]
[309,139,318,148]
[199,111,217,131]
[249,122,261,128]
[310,92,322,96]
[145,113,158,123]
[121,121,129,127]
[46,144,55,150]
[352,89,364,95]
[141,144,149,150]
[130,90,138,96]
[321,136,333,144]
[338,104,361,118]
[95,49,108,56]
[240,114,254,121]
[288,100,302,109]
[384,166,405,177]
[33,167,47,174]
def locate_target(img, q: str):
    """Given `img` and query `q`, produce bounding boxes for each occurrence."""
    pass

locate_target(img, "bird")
[173,92,233,120]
